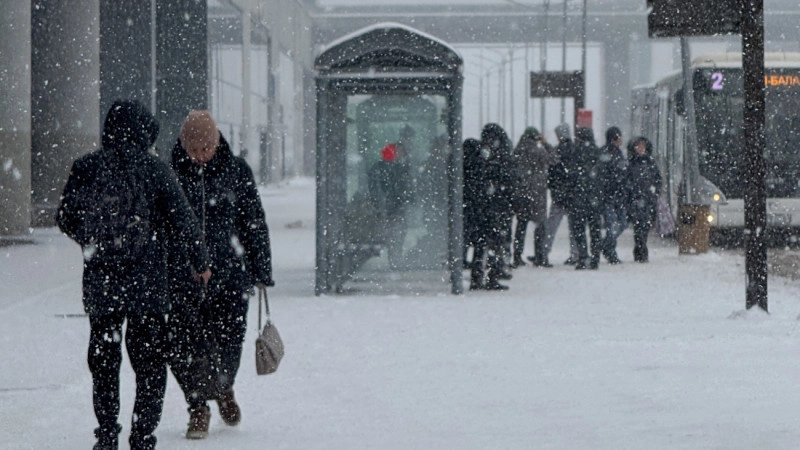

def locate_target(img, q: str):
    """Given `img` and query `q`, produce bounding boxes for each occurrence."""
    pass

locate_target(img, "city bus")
[630,52,800,244]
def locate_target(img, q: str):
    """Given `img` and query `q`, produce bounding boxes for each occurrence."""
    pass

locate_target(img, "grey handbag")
[255,287,284,375]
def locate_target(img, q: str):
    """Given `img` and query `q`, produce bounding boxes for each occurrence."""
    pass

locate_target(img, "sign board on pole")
[576,109,592,128]
[647,0,741,38]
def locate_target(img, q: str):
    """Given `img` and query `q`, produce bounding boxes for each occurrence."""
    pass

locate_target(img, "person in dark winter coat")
[463,138,484,266]
[563,127,603,269]
[470,123,514,290]
[596,126,629,264]
[626,136,662,262]
[167,110,273,440]
[537,123,579,267]
[57,100,211,450]
[510,127,557,267]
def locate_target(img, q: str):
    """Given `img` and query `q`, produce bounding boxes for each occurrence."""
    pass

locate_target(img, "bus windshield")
[694,68,800,199]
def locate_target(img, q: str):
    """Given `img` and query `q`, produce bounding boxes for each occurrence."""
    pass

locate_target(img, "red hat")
[381,143,397,162]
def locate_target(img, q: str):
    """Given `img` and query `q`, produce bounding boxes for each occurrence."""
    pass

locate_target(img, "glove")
[255,279,275,289]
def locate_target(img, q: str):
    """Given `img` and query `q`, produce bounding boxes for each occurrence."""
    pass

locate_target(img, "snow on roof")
[318,21,462,59]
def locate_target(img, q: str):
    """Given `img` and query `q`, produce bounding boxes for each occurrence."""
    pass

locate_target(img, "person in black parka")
[596,126,629,264]
[563,127,604,270]
[57,100,211,450]
[469,123,514,290]
[626,136,662,262]
[167,110,273,440]
[462,138,484,267]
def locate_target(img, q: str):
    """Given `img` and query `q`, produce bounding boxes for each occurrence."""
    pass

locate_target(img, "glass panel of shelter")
[343,93,449,281]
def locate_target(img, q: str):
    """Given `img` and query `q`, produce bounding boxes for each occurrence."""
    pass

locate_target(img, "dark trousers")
[169,284,249,410]
[632,220,652,262]
[89,312,167,449]
[569,211,602,266]
[512,216,545,262]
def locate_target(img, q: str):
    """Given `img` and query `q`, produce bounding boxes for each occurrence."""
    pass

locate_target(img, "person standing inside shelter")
[367,127,415,269]
[596,126,629,264]
[57,100,211,450]
[167,110,274,439]
[626,136,662,262]
[510,127,557,267]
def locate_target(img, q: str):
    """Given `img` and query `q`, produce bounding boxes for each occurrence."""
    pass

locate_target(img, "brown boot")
[186,405,210,439]
[217,389,241,426]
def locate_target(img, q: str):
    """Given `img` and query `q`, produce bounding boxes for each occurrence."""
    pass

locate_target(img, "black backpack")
[80,152,153,262]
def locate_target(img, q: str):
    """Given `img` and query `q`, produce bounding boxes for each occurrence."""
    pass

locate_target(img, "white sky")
[3,177,800,449]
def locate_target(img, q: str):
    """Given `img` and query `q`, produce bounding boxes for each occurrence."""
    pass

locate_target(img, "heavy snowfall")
[3,177,800,449]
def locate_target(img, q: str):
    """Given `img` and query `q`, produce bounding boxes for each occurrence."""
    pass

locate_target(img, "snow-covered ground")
[3,177,800,449]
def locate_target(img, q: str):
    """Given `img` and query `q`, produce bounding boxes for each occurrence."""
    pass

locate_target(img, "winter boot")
[93,423,122,450]
[510,255,526,268]
[217,389,242,426]
[186,405,211,439]
[129,434,157,450]
[484,279,510,290]
[532,256,553,268]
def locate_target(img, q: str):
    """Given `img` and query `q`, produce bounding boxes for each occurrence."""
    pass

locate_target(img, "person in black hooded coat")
[626,136,662,262]
[57,100,210,450]
[167,110,273,440]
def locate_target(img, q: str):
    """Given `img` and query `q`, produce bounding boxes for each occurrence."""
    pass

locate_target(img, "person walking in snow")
[626,136,662,262]
[57,100,211,450]
[167,110,274,440]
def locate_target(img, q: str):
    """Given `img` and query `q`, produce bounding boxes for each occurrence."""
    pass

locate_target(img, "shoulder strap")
[258,286,271,329]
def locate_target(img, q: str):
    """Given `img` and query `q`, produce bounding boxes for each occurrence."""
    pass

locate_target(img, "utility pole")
[540,0,549,133]
[560,0,568,123]
[742,0,767,311]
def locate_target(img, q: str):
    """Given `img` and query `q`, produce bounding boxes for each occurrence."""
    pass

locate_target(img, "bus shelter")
[314,23,464,295]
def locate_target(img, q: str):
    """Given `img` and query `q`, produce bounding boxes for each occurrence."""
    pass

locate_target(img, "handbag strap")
[258,286,271,329]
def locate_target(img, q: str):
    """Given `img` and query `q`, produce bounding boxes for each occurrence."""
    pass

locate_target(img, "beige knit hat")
[180,110,220,150]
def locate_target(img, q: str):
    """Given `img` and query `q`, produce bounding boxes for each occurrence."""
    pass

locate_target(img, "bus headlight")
[707,213,715,223]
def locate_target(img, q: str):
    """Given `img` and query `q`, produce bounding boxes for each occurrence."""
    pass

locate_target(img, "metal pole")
[581,0,587,94]
[540,0,549,133]
[525,42,530,127]
[509,47,515,138]
[560,0,568,123]
[680,37,700,205]
[742,0,767,311]
[241,0,252,158]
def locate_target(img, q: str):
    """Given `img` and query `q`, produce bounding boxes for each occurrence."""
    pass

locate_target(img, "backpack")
[80,152,153,262]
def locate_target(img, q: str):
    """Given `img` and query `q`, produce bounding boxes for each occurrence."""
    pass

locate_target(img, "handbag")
[656,196,676,236]
[255,286,284,375]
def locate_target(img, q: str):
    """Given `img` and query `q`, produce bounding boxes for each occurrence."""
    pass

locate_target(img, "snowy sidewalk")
[3,177,800,449]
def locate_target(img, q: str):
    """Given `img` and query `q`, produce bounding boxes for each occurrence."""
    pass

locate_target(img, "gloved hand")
[255,279,275,289]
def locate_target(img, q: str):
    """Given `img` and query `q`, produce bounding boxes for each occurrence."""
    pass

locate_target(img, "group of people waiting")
[57,100,273,449]
[464,122,663,291]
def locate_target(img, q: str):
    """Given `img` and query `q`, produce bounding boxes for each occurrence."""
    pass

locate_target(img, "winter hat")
[523,126,540,139]
[180,110,220,151]
[555,123,571,141]
[605,126,622,144]
[381,143,397,162]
